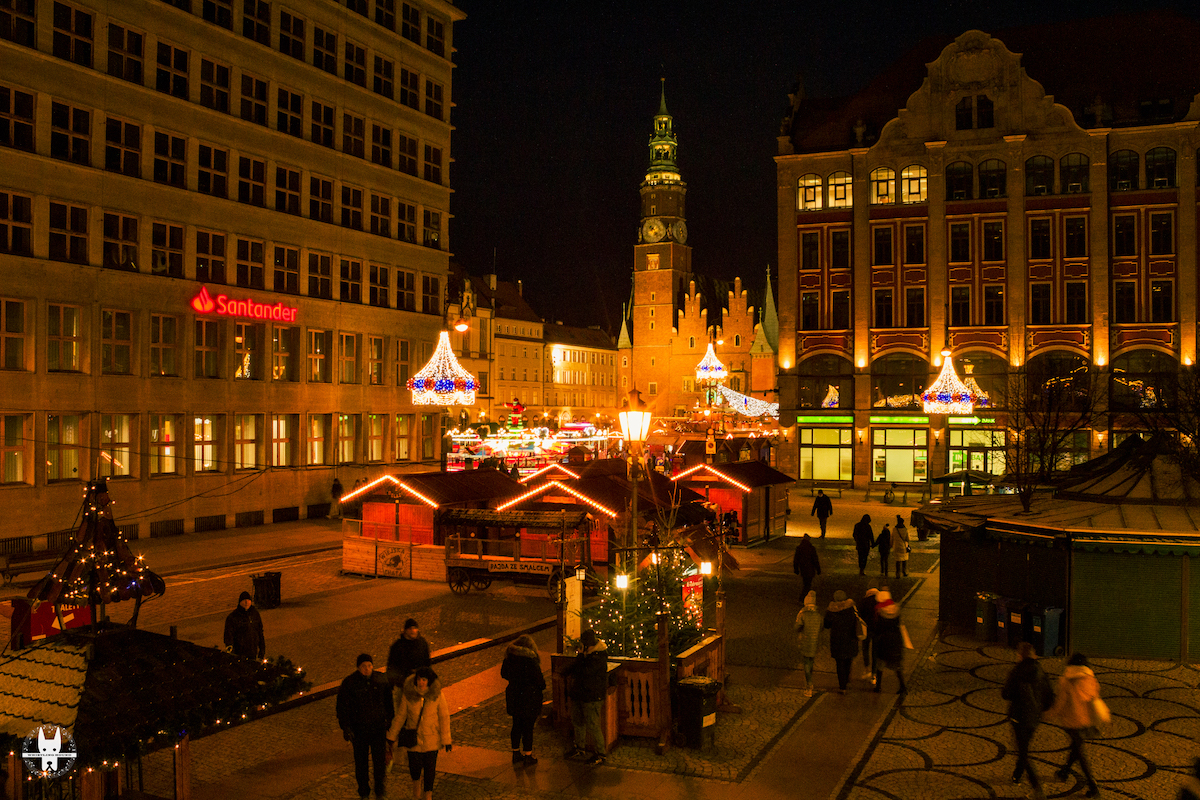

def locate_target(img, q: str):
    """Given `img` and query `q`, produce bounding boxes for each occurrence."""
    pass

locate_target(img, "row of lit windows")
[0,89,446,241]
[0,300,444,384]
[0,410,438,485]
[0,0,449,114]
[797,276,1176,331]
[0,193,444,307]
[796,148,1188,210]
[799,213,1177,270]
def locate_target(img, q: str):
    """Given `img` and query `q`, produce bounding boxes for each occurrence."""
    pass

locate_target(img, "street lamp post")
[618,389,652,580]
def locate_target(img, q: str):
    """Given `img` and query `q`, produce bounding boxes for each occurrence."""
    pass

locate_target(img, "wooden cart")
[439,508,600,599]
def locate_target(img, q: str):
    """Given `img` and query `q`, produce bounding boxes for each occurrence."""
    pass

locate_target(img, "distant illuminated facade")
[775,18,1200,487]
[0,0,464,541]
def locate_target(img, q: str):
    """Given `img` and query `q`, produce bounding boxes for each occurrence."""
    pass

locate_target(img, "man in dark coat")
[823,590,859,692]
[792,534,822,604]
[223,591,265,659]
[1002,642,1054,799]
[336,653,394,800]
[852,515,875,576]
[387,617,432,687]
[858,587,879,684]
[330,477,344,518]
[563,629,608,765]
[501,634,546,765]
[810,490,833,538]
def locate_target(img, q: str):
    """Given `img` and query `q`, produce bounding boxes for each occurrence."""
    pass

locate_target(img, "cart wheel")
[470,575,493,591]
[547,569,563,602]
[448,568,471,595]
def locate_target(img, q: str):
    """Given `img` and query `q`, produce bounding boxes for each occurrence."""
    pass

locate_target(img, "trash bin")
[1005,601,1031,649]
[1030,606,1064,657]
[676,676,720,749]
[975,592,998,642]
[993,597,1014,644]
[252,571,281,609]
[993,598,1028,648]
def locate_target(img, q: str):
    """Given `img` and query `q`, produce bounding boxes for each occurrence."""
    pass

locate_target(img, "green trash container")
[975,592,998,641]
[676,677,720,749]
[1030,606,1064,657]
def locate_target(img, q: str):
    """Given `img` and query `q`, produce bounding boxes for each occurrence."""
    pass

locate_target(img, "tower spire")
[645,82,680,182]
[659,77,668,116]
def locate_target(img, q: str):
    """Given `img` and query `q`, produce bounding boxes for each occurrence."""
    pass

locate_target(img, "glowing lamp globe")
[618,390,652,444]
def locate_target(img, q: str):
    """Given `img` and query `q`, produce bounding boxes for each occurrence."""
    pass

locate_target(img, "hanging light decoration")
[922,349,974,414]
[695,343,727,385]
[961,363,990,408]
[717,385,779,418]
[408,330,478,406]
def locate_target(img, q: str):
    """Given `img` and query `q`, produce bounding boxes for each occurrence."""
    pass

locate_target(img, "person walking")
[892,515,910,578]
[337,654,394,800]
[223,591,265,660]
[500,634,545,766]
[823,590,859,694]
[810,490,833,538]
[387,618,432,688]
[858,587,879,685]
[330,477,344,518]
[563,629,608,765]
[872,589,909,694]
[792,533,822,604]
[388,666,451,800]
[794,590,822,697]
[853,515,875,576]
[876,523,893,577]
[1047,653,1102,797]
[1002,642,1055,800]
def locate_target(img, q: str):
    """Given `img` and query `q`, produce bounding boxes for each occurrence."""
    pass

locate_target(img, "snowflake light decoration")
[695,343,728,385]
[407,330,478,406]
[922,349,974,415]
[717,385,779,418]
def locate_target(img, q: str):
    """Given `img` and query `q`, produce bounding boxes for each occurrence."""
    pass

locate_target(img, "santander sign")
[190,286,298,322]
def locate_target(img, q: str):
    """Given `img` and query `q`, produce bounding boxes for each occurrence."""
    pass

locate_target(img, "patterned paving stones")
[840,633,1200,799]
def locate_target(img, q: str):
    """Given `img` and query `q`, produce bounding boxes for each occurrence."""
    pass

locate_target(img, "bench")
[0,552,60,586]
[804,484,844,499]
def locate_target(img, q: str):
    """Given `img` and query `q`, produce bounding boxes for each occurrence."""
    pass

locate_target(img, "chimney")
[485,273,497,290]
[517,279,523,296]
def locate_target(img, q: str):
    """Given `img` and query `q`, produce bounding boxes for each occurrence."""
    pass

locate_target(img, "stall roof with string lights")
[671,461,794,544]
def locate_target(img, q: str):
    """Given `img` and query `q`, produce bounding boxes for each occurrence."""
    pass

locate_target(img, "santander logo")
[190,285,299,322]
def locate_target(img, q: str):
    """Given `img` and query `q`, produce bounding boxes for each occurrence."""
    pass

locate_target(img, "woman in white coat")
[388,666,451,800]
[892,515,910,578]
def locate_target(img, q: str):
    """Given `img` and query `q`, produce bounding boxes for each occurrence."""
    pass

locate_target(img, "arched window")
[958,352,1008,409]
[797,173,823,211]
[870,354,930,410]
[797,355,853,409]
[1111,350,1176,411]
[1025,352,1092,412]
[621,356,628,367]
[688,336,695,348]
[978,159,1006,198]
[1109,150,1139,191]
[870,167,895,204]
[827,171,853,208]
[734,334,741,347]
[1060,153,1089,193]
[1146,147,1176,188]
[901,165,927,203]
[1025,156,1054,195]
[946,161,973,200]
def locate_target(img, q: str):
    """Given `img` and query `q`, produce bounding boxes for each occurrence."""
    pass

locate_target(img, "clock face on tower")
[672,220,688,244]
[641,218,666,243]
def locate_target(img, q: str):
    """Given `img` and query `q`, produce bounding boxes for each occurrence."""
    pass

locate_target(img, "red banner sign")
[682,574,704,630]
[191,286,298,322]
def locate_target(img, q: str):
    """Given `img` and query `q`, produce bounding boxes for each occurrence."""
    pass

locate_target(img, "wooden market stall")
[671,461,794,544]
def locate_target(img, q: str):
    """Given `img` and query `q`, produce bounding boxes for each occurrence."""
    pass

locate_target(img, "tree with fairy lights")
[27,477,167,630]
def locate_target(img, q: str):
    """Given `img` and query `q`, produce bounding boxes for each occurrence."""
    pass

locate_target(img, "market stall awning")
[344,469,523,507]
[671,460,795,491]
[519,463,581,483]
[437,507,588,530]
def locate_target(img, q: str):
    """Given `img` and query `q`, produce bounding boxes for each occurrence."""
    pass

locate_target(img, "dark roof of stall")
[437,508,589,529]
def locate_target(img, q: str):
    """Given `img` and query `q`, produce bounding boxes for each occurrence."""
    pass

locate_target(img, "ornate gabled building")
[620,86,777,417]
[775,13,1200,487]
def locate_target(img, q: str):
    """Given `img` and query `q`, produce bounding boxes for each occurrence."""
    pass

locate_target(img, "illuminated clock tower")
[628,83,692,407]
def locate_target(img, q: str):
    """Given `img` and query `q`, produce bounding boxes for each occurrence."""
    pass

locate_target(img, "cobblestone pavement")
[451,681,817,782]
[841,633,1200,800]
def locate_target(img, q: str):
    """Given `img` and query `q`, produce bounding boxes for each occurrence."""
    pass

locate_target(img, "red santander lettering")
[192,286,297,322]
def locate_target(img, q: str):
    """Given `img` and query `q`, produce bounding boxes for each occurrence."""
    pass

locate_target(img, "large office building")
[0,0,464,542]
[775,14,1200,487]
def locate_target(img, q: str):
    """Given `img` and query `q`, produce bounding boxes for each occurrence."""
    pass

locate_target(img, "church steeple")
[645,79,680,183]
[639,82,688,247]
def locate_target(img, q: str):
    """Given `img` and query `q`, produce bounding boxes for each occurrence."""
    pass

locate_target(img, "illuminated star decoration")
[717,385,779,418]
[922,349,975,415]
[694,343,728,385]
[407,330,478,405]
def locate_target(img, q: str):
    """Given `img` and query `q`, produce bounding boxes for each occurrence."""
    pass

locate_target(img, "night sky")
[449,1,1199,333]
